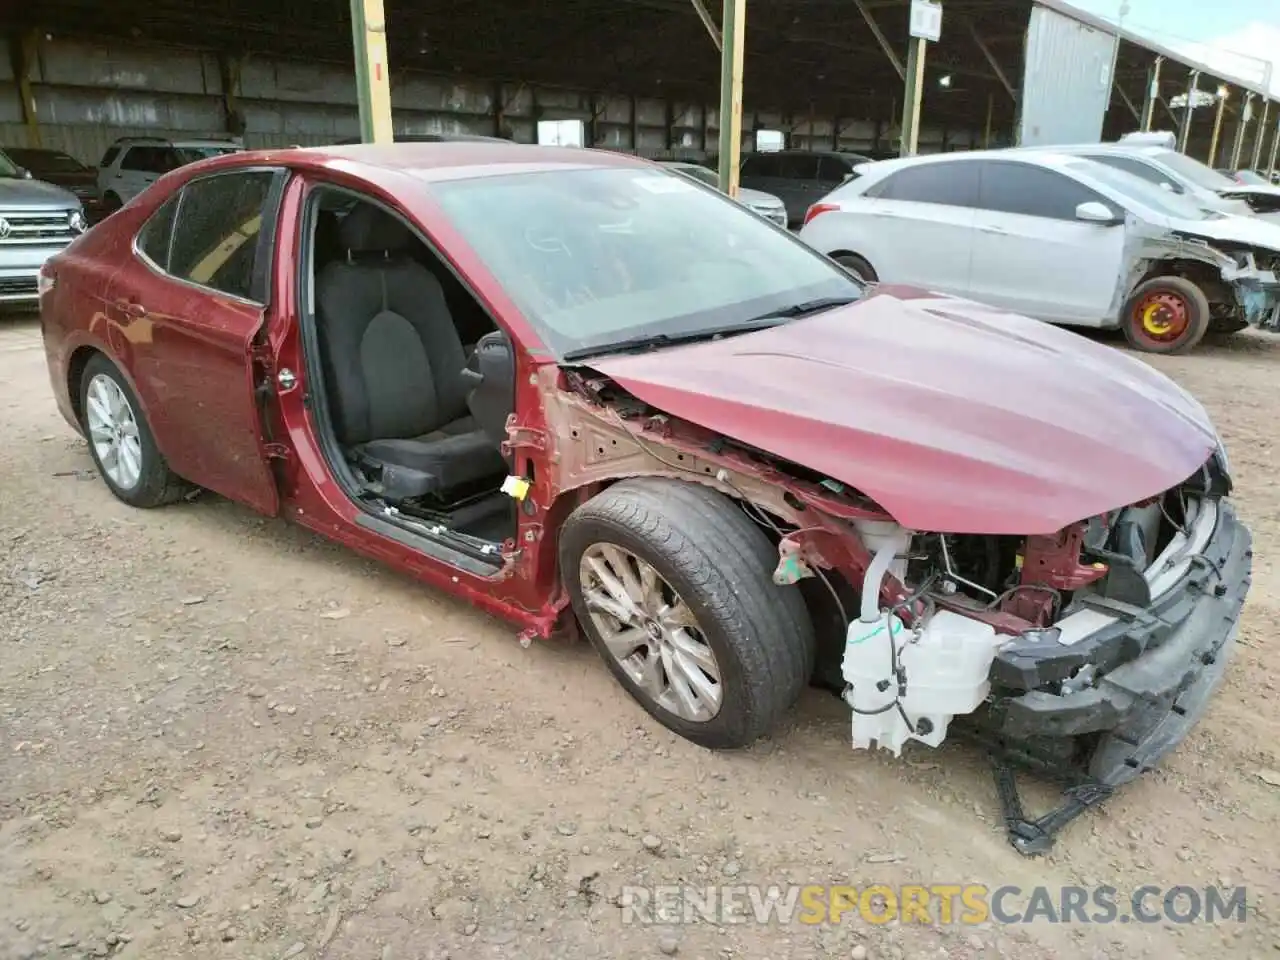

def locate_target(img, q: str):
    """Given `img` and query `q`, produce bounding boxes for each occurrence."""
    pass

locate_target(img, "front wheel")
[80,354,190,508]
[833,253,878,283]
[559,478,815,749]
[1121,276,1210,354]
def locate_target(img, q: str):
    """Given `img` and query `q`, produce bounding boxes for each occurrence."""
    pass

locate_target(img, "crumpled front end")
[830,453,1251,853]
[1221,248,1280,330]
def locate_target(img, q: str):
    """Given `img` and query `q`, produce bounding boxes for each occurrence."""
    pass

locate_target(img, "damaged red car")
[38,144,1251,853]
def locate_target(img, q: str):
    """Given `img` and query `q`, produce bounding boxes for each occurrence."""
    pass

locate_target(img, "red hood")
[589,286,1217,535]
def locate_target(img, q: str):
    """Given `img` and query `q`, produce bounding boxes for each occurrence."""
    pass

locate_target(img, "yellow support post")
[12,31,42,148]
[350,0,394,144]
[716,0,746,198]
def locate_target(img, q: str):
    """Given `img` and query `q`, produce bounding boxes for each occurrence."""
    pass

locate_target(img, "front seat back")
[316,204,469,446]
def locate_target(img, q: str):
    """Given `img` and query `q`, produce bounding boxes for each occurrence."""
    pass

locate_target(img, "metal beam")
[10,30,41,148]
[350,0,393,143]
[1139,56,1161,132]
[1252,100,1270,170]
[1114,85,1140,122]
[899,35,927,156]
[1207,91,1227,168]
[689,0,722,51]
[965,20,1015,101]
[1176,70,1200,153]
[716,0,746,197]
[1267,116,1280,181]
[1229,92,1254,169]
[851,0,904,82]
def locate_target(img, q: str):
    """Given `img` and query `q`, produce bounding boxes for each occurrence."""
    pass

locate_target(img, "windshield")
[428,166,861,359]
[1234,170,1268,186]
[1068,160,1215,221]
[1151,149,1238,191]
[7,149,86,174]
[174,146,239,164]
[0,151,21,178]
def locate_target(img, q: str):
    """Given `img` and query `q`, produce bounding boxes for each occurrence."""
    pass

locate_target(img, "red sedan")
[37,143,1251,854]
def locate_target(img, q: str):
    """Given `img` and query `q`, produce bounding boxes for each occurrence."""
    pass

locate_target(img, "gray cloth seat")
[315,204,507,501]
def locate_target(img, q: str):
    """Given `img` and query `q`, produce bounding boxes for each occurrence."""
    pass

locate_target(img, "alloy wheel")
[85,373,144,490]
[578,542,723,722]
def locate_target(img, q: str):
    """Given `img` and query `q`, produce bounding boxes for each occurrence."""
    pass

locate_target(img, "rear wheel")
[80,354,190,508]
[1121,276,1210,354]
[560,478,815,749]
[101,192,123,216]
[832,252,878,283]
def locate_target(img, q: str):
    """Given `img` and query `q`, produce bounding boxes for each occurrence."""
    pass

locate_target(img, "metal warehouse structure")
[2,0,1277,189]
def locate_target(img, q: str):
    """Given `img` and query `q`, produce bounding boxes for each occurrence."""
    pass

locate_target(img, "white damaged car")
[798,149,1280,353]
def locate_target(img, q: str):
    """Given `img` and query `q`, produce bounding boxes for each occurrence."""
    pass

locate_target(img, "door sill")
[354,501,506,577]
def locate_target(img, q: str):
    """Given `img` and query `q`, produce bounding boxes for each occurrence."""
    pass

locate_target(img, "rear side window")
[137,195,179,269]
[818,156,853,181]
[167,171,279,301]
[976,161,1104,220]
[868,161,980,207]
[99,146,120,168]
[1082,154,1181,192]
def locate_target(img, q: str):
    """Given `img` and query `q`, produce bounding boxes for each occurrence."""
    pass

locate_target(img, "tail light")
[803,202,839,226]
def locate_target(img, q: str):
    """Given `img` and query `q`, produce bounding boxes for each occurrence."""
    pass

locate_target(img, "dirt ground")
[1,314,1278,960]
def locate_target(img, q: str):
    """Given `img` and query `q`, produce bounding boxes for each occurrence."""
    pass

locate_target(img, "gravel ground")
[1,315,1278,960]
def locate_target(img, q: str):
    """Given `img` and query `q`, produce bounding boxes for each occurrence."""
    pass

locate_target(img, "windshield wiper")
[563,317,785,361]
[745,295,860,322]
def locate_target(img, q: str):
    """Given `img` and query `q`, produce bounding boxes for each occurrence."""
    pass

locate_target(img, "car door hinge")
[263,442,291,461]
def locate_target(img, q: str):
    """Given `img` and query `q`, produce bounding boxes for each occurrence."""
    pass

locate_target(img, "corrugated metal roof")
[1034,0,1273,99]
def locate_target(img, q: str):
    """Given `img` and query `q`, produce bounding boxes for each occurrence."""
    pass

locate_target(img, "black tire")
[832,252,878,283]
[559,478,816,749]
[101,192,123,216]
[79,353,191,508]
[1120,276,1210,355]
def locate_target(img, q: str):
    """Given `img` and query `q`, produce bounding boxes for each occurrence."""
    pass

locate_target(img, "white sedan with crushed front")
[798,149,1280,354]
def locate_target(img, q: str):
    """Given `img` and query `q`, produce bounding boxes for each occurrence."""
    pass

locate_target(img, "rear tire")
[559,478,815,749]
[1121,276,1210,354]
[80,354,191,508]
[832,253,878,283]
[101,192,123,216]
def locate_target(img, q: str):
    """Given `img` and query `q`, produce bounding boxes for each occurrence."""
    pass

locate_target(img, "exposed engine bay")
[815,455,1246,853]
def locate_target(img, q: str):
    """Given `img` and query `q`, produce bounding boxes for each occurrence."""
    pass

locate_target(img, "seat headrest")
[340,204,413,254]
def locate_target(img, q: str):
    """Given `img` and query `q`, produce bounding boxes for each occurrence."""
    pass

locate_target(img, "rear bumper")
[993,498,1251,785]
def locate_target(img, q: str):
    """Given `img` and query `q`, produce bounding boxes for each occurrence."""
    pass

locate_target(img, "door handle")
[114,298,148,319]
[979,225,1009,236]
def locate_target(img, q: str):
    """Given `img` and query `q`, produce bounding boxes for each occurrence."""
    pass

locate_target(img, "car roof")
[185,141,654,184]
[854,148,1082,177]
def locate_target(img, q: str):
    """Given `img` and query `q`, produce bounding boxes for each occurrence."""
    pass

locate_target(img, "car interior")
[303,188,519,553]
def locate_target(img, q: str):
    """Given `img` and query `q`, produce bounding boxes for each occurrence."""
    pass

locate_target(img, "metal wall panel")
[1019,3,1117,146]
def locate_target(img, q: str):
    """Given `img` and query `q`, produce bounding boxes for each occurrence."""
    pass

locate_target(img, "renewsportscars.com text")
[619,884,1248,926]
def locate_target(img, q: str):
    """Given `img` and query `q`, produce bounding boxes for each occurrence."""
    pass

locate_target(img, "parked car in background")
[1217,168,1271,186]
[0,148,86,308]
[798,149,1280,353]
[1043,142,1280,221]
[38,142,1250,855]
[739,149,870,226]
[659,160,787,227]
[3,146,101,220]
[333,132,511,145]
[97,136,242,213]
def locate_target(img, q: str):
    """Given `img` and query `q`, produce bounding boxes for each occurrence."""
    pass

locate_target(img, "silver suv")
[0,148,85,308]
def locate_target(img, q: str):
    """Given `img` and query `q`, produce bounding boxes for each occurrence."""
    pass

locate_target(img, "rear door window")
[777,153,820,180]
[868,161,981,207]
[975,160,1105,220]
[167,170,281,302]
[741,153,782,178]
